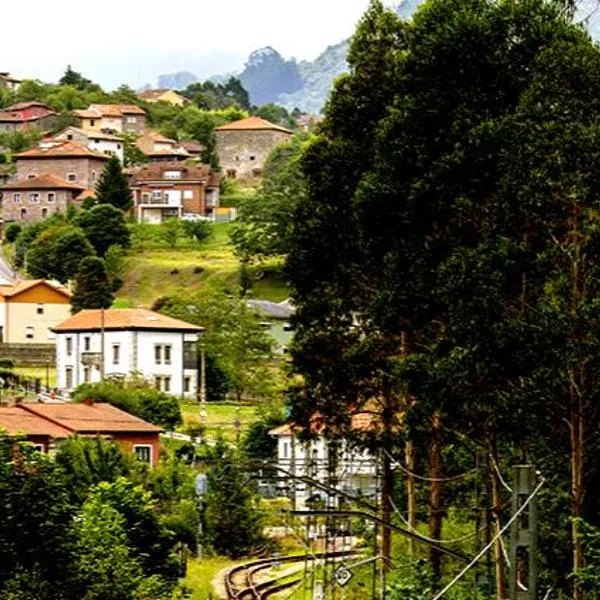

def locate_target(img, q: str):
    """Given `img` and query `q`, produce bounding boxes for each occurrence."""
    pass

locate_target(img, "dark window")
[134,445,152,463]
[183,341,196,369]
[37,304,44,314]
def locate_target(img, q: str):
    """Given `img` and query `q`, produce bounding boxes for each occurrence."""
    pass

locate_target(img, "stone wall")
[15,156,107,188]
[0,343,55,365]
[2,188,75,223]
[215,129,292,178]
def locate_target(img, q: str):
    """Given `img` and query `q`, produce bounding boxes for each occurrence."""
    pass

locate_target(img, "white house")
[269,417,378,510]
[53,308,203,398]
[53,127,124,163]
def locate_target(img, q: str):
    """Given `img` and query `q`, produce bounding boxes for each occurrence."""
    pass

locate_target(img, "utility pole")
[100,307,105,381]
[199,340,207,425]
[509,465,539,600]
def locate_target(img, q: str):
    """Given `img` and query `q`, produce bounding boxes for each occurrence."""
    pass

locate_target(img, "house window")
[249,155,255,161]
[41,208,48,218]
[164,345,171,365]
[134,444,152,465]
[112,344,120,365]
[152,191,162,200]
[84,336,91,352]
[154,345,162,364]
[155,376,162,390]
[67,134,73,140]
[184,377,191,393]
[183,341,196,368]
[126,116,137,124]
[183,190,193,199]
[37,304,44,315]
[66,337,73,356]
[83,366,91,383]
[164,170,182,179]
[283,442,289,459]
[117,144,122,149]
[13,193,20,203]
[25,326,34,339]
[33,444,45,453]
[90,119,96,127]
[47,193,55,202]
[65,367,73,388]
[163,376,171,392]
[91,171,97,182]
[67,173,76,182]
[28,174,36,180]
[20,208,27,220]
[142,192,150,202]
[29,193,40,203]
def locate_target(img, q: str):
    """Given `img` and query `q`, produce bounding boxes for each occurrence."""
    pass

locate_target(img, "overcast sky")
[2,0,387,89]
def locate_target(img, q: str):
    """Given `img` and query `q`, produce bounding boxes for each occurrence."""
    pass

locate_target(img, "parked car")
[182,213,211,222]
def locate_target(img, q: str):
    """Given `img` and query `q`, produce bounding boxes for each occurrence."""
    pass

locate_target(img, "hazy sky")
[2,0,386,89]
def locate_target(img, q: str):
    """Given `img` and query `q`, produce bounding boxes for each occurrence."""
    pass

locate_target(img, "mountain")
[156,0,600,113]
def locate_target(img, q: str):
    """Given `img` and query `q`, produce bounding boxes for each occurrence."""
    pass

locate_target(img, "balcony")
[139,193,181,207]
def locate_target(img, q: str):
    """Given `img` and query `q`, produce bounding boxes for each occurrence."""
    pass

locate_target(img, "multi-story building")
[0,279,71,344]
[0,174,86,223]
[269,416,378,510]
[74,104,146,134]
[214,116,293,179]
[0,101,56,132]
[129,162,220,223]
[53,126,124,162]
[53,308,203,399]
[13,140,109,188]
[135,131,189,162]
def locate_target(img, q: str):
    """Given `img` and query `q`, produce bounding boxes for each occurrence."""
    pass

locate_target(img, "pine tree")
[95,157,133,211]
[70,257,114,313]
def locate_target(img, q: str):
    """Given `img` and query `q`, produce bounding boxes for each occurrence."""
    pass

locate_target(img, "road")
[0,247,15,281]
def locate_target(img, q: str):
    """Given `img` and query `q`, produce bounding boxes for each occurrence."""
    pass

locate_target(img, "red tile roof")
[0,406,71,438]
[214,116,293,134]
[1,173,86,191]
[90,103,146,116]
[15,140,109,160]
[0,279,71,299]
[20,403,162,434]
[4,101,52,111]
[53,308,203,333]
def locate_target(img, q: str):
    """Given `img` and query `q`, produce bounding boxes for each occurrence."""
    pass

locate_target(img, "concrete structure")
[214,116,292,179]
[0,102,56,132]
[13,140,109,188]
[135,131,189,162]
[74,104,146,134]
[53,127,124,162]
[53,308,203,399]
[0,280,71,344]
[0,174,86,223]
[269,415,378,510]
[130,162,220,223]
[0,72,21,91]
[138,89,188,107]
[0,402,162,464]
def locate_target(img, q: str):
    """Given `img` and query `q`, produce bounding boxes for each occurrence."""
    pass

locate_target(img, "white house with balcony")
[53,308,203,398]
[269,417,378,510]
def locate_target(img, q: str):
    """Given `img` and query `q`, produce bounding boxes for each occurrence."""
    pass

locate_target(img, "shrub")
[4,224,21,243]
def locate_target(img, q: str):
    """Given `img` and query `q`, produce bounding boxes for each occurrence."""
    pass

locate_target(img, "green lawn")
[180,401,259,442]
[184,556,239,600]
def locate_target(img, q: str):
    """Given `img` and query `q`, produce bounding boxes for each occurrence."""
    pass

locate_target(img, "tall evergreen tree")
[70,257,114,313]
[95,157,133,211]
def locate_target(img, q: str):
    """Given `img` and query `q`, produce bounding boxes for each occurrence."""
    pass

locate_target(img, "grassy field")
[115,222,288,309]
[184,556,239,600]
[179,401,259,442]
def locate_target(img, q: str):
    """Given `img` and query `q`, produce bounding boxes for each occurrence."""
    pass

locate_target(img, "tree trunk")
[405,439,416,558]
[489,449,506,600]
[570,396,584,600]
[429,411,443,579]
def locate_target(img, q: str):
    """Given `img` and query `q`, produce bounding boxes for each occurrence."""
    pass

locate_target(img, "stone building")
[53,127,124,162]
[214,116,293,178]
[0,102,56,132]
[0,174,86,223]
[74,104,146,134]
[129,162,220,223]
[13,140,109,188]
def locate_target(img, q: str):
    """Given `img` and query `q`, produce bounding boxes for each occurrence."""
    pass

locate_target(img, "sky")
[2,0,386,90]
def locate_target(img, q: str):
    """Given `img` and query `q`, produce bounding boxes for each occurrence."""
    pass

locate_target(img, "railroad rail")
[225,550,358,599]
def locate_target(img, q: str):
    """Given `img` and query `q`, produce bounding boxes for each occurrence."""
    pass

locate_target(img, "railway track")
[225,550,358,599]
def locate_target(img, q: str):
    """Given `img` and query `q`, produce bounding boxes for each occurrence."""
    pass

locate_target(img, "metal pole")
[199,341,207,424]
[100,307,105,381]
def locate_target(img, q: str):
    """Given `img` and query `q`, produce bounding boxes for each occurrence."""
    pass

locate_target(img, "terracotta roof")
[1,174,85,191]
[20,403,162,434]
[14,140,109,160]
[214,116,293,134]
[0,279,71,299]
[0,112,25,122]
[53,308,203,333]
[138,89,172,100]
[0,406,71,438]
[4,101,52,111]
[89,103,146,116]
[75,188,96,201]
[180,140,205,153]
[73,108,102,119]
[130,162,212,183]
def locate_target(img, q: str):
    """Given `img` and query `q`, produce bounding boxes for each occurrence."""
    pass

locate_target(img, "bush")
[4,224,21,243]
[73,378,182,431]
[182,220,212,243]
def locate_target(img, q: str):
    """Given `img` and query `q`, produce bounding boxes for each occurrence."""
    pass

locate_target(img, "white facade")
[87,137,124,162]
[272,430,378,510]
[56,328,199,398]
[54,127,124,162]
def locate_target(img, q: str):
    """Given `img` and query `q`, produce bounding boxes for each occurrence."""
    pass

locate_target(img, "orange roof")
[0,407,71,438]
[89,103,146,116]
[75,188,96,202]
[138,89,175,100]
[1,174,85,191]
[0,279,71,300]
[214,116,292,134]
[53,308,203,333]
[15,140,109,160]
[20,403,162,434]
